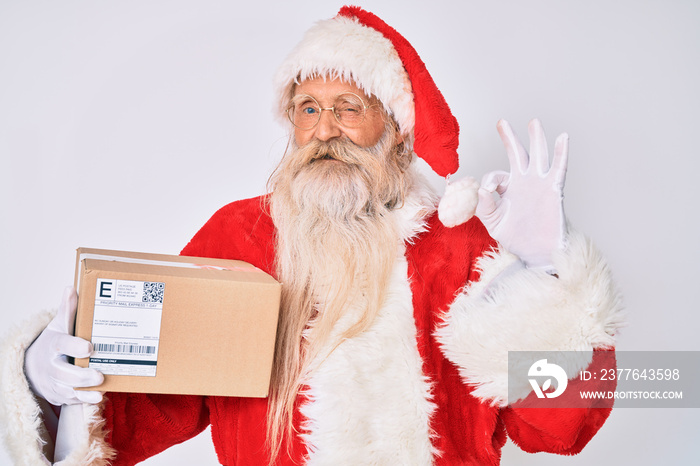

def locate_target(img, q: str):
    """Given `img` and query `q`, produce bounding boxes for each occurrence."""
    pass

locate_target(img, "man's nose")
[313,109,343,142]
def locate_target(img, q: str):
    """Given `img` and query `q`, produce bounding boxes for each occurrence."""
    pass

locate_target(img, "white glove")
[476,119,569,270]
[24,287,104,405]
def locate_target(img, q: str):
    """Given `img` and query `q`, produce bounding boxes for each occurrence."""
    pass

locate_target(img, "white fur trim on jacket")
[0,311,115,465]
[300,250,437,465]
[299,175,439,464]
[435,230,624,407]
[274,14,414,136]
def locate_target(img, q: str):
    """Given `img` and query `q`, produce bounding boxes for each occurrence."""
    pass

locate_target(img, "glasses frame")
[286,92,372,130]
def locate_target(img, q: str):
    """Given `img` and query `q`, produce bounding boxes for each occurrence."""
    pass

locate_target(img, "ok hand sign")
[476,119,569,270]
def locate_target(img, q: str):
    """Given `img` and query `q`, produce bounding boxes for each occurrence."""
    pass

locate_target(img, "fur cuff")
[56,403,115,466]
[0,311,115,465]
[435,230,624,406]
[0,310,54,465]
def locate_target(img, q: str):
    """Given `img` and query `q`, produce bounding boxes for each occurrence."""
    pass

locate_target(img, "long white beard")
[269,130,413,348]
[265,131,412,456]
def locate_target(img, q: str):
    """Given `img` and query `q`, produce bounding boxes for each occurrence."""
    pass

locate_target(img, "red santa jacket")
[96,192,619,466]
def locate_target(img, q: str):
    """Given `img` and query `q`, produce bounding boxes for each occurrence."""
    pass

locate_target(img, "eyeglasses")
[286,92,371,130]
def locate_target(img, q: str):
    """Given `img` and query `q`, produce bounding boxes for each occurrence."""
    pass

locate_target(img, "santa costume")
[0,6,623,465]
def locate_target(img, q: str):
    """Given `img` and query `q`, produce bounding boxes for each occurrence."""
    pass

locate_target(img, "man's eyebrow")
[291,94,314,101]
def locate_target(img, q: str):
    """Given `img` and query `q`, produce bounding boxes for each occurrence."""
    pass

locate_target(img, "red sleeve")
[180,195,277,275]
[500,349,616,455]
[103,393,209,466]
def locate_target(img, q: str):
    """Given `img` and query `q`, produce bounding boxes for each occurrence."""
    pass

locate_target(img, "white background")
[1,0,698,464]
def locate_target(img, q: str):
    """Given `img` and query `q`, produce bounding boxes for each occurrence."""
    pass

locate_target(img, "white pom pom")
[438,176,480,228]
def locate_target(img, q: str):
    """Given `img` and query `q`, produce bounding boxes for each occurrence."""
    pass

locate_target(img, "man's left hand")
[476,119,568,270]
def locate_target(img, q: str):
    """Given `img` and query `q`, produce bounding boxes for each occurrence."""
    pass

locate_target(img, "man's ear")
[384,112,405,154]
[393,133,412,172]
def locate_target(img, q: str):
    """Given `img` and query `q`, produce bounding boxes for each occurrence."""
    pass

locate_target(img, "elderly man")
[1,6,622,466]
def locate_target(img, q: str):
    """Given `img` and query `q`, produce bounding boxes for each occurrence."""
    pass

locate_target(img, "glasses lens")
[289,96,320,130]
[333,93,365,128]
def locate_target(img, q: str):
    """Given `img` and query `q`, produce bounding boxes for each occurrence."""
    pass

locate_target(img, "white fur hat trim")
[274,15,414,136]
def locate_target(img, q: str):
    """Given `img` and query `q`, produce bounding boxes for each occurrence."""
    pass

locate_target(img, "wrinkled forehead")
[291,75,376,104]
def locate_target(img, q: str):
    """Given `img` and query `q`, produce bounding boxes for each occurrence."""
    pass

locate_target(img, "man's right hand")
[24,287,104,406]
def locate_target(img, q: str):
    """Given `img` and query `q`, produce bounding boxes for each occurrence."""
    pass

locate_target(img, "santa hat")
[274,5,478,226]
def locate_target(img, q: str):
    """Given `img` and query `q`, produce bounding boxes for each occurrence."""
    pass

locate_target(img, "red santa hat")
[274,6,478,226]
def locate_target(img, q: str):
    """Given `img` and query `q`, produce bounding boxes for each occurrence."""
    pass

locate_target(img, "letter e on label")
[98,279,115,299]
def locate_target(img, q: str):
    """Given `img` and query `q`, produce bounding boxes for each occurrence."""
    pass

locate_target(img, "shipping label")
[89,278,164,377]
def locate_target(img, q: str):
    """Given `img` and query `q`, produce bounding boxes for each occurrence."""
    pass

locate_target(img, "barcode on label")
[94,343,156,354]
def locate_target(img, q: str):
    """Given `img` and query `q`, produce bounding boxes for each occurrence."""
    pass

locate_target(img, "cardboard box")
[73,247,280,398]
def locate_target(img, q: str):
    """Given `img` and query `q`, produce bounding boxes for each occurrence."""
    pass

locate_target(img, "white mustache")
[300,139,369,165]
